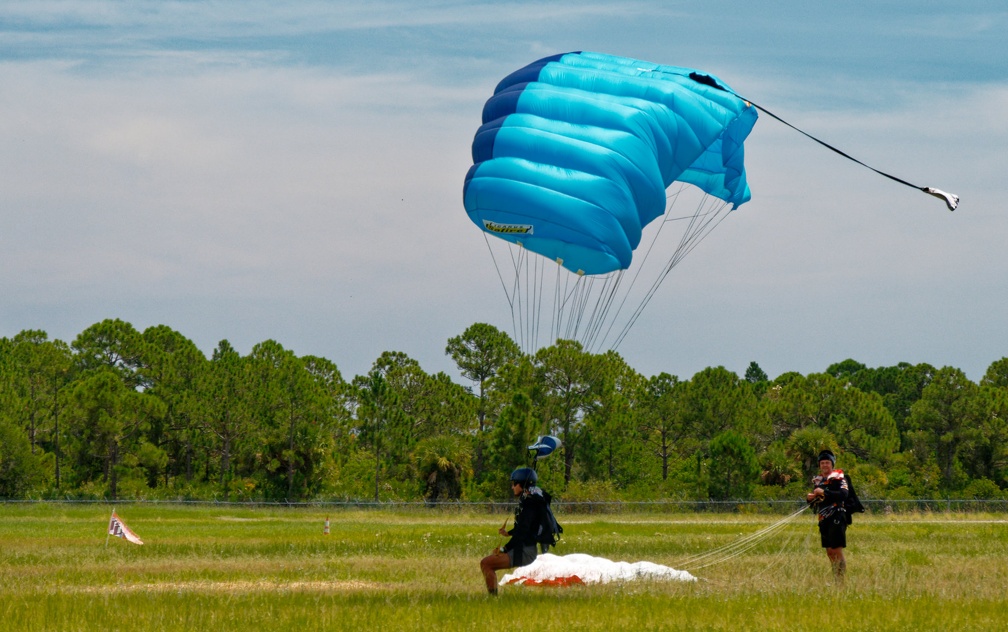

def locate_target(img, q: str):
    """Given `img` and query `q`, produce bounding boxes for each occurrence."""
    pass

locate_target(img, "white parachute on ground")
[500,553,696,586]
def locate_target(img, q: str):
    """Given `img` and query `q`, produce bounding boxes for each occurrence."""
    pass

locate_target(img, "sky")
[1,1,1005,384]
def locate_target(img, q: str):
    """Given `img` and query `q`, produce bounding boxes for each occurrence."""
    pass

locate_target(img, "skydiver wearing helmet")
[806,449,862,584]
[479,467,549,595]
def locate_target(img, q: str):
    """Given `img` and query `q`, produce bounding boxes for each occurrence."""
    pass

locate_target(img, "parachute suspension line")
[523,251,532,352]
[515,244,541,355]
[687,506,807,571]
[550,263,563,347]
[564,276,588,342]
[617,194,731,344]
[579,273,614,352]
[508,244,521,352]
[577,275,606,343]
[633,195,729,330]
[583,271,626,354]
[553,267,579,348]
[521,245,531,353]
[563,276,588,341]
[507,243,529,354]
[675,505,808,572]
[565,275,597,343]
[483,233,526,353]
[532,252,547,352]
[483,232,515,312]
[747,519,808,584]
[505,182,735,355]
[594,182,687,350]
[579,274,609,353]
[660,194,733,272]
[609,190,733,351]
[528,252,536,351]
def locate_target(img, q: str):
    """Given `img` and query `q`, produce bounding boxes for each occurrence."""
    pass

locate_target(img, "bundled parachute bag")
[537,490,563,551]
[844,473,866,524]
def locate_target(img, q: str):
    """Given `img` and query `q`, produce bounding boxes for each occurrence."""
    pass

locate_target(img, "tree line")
[1,319,1006,503]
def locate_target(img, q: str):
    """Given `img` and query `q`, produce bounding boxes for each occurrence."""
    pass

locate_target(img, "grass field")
[1,503,1006,631]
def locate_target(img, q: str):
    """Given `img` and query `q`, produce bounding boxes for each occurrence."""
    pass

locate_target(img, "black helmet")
[510,467,538,487]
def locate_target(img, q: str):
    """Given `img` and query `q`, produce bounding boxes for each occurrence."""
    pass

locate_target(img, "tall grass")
[1,504,1005,630]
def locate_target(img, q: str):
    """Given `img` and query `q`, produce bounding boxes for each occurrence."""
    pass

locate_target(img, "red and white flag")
[107,511,144,545]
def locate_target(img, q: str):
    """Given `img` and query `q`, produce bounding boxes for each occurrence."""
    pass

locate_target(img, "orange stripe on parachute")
[508,575,585,587]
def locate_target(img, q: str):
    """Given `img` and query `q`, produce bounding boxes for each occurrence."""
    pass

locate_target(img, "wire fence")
[3,497,1007,514]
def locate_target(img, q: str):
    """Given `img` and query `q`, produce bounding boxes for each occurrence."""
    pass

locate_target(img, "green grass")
[1,504,1006,630]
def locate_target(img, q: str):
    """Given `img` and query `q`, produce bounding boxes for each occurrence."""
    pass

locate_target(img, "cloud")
[1,2,1005,383]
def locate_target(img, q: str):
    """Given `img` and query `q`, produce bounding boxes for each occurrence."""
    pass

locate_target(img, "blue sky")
[1,1,1005,383]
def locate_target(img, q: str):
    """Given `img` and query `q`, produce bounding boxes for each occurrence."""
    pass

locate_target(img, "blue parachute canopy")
[463,52,757,276]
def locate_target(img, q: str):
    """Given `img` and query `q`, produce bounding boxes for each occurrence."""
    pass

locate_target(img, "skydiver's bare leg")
[826,547,846,585]
[480,551,512,594]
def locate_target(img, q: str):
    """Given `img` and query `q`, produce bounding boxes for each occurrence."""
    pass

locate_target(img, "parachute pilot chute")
[528,435,562,459]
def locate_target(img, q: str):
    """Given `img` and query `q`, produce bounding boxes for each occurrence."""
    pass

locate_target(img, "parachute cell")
[463,51,757,276]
